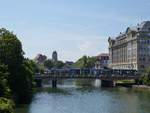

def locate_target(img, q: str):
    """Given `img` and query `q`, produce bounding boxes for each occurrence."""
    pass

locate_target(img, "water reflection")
[15,80,150,113]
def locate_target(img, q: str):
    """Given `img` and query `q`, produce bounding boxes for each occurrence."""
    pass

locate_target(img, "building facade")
[108,21,150,71]
[95,53,109,69]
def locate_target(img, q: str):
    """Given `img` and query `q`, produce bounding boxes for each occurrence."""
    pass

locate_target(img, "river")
[15,79,150,113]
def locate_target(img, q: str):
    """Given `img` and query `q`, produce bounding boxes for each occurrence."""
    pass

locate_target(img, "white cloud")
[78,41,92,52]
[77,36,108,57]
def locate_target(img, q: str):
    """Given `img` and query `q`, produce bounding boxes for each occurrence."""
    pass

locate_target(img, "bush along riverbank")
[134,67,150,89]
[0,98,15,113]
[0,64,14,113]
[132,85,150,89]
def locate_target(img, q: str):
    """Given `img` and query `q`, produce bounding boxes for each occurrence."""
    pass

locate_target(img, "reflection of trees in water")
[75,79,94,87]
[57,80,63,85]
[42,79,51,85]
[42,79,75,86]
[57,79,76,85]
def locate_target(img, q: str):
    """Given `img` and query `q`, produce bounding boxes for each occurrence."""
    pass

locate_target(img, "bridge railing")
[35,68,139,79]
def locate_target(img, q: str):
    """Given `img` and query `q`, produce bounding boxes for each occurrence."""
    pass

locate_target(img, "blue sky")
[0,0,150,61]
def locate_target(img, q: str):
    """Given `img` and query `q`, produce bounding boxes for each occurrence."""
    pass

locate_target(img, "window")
[140,65,145,69]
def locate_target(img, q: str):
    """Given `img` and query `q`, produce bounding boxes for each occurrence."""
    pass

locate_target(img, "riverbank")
[132,85,150,89]
[113,80,150,90]
[115,79,135,87]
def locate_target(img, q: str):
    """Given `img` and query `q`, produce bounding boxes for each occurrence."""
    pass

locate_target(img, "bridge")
[35,68,140,88]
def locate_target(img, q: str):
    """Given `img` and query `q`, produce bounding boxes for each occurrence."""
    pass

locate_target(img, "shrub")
[0,97,15,113]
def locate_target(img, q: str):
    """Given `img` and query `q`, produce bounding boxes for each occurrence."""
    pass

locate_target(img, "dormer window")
[137,28,140,31]
[131,32,136,37]
[148,28,150,31]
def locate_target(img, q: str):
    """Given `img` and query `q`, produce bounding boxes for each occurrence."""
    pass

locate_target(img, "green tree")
[86,56,97,68]
[26,59,40,73]
[0,97,14,113]
[53,61,64,68]
[82,56,88,68]
[44,59,53,69]
[0,65,14,113]
[73,56,87,68]
[140,67,150,85]
[0,28,23,93]
[0,28,33,104]
[73,55,96,68]
[0,65,10,98]
[14,60,33,104]
[0,28,24,66]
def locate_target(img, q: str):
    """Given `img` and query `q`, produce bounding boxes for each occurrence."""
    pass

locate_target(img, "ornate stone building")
[108,21,150,71]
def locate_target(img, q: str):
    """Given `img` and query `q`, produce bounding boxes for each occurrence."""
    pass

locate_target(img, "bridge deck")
[35,69,139,81]
[35,74,138,80]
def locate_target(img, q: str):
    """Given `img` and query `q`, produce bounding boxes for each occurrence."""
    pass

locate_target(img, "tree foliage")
[13,60,34,104]
[53,61,65,68]
[0,65,10,98]
[0,97,15,113]
[44,59,65,69]
[44,59,53,69]
[73,55,97,68]
[0,64,14,113]
[0,28,24,66]
[0,28,33,104]
[139,67,150,85]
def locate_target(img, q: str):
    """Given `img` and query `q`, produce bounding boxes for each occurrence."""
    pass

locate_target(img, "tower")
[52,51,58,62]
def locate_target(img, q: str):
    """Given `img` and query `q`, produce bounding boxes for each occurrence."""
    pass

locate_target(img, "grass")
[116,79,135,84]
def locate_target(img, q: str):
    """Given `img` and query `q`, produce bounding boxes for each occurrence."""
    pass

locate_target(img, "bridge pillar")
[52,79,57,88]
[35,79,42,87]
[101,80,115,87]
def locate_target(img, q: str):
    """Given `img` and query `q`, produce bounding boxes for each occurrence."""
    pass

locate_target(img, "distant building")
[52,51,58,62]
[35,54,47,64]
[65,61,74,68]
[95,53,109,69]
[108,21,150,71]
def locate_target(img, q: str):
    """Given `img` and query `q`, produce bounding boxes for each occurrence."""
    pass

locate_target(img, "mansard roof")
[108,21,150,45]
[126,21,150,33]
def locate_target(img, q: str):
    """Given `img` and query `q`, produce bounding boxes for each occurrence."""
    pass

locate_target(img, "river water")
[15,80,150,113]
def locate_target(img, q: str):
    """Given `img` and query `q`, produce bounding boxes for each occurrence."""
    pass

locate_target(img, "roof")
[128,21,150,32]
[97,53,109,57]
[109,21,150,41]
